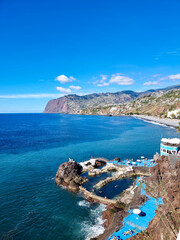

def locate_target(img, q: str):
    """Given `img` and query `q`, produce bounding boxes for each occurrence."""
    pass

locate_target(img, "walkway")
[79,186,116,205]
[107,177,163,240]
[112,159,156,168]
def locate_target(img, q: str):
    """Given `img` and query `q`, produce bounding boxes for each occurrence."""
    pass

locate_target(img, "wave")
[140,119,169,128]
[78,200,91,208]
[59,185,67,190]
[80,202,106,240]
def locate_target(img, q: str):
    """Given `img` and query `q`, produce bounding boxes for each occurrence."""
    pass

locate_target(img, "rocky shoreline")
[129,155,180,240]
[55,155,180,240]
[55,158,155,239]
[55,158,108,192]
[96,155,179,240]
[133,114,180,128]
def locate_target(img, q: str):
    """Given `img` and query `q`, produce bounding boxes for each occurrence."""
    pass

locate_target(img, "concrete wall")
[79,186,116,205]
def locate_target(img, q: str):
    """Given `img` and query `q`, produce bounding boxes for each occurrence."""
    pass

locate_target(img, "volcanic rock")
[56,161,82,183]
[94,160,106,168]
[55,161,87,192]
[130,155,180,240]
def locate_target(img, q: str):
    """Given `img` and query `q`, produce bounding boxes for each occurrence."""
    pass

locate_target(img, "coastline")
[93,155,179,240]
[132,114,180,128]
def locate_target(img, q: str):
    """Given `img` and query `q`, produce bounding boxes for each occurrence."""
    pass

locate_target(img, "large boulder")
[56,161,82,184]
[94,159,106,168]
[55,161,88,192]
[68,181,79,192]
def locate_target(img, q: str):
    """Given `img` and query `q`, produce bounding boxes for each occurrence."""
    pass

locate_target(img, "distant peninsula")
[44,85,180,119]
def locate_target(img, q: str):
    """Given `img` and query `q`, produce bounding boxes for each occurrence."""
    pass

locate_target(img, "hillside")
[44,91,140,114]
[44,85,180,118]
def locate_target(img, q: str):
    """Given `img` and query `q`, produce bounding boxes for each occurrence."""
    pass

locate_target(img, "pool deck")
[107,177,163,240]
[79,158,155,206]
[112,159,156,168]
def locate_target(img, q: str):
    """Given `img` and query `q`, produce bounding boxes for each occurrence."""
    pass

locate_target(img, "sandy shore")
[133,114,180,128]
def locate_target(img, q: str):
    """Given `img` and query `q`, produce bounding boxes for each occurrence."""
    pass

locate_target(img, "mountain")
[44,91,142,114]
[44,85,180,116]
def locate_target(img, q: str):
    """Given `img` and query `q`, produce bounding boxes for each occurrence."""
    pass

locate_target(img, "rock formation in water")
[55,156,180,240]
[94,159,106,168]
[55,159,107,192]
[55,161,88,192]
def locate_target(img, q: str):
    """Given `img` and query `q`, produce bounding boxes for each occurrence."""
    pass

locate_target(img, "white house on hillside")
[167,109,180,119]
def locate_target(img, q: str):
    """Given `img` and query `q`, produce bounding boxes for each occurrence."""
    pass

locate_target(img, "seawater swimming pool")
[83,174,135,199]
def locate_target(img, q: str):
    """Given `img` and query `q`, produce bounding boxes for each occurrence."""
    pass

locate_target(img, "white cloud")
[93,74,109,86]
[160,73,180,81]
[143,81,159,86]
[95,73,134,87]
[168,74,180,80]
[109,74,134,85]
[69,85,82,90]
[55,75,76,84]
[151,74,161,78]
[143,73,180,86]
[97,82,109,87]
[69,76,76,81]
[56,87,71,93]
[100,74,108,81]
[0,93,63,99]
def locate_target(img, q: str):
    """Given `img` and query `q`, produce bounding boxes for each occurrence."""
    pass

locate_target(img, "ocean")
[0,114,179,240]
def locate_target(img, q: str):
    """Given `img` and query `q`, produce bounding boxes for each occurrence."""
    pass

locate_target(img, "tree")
[176,122,180,132]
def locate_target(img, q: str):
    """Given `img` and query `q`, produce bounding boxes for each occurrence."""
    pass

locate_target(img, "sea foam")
[78,200,91,208]
[80,202,106,240]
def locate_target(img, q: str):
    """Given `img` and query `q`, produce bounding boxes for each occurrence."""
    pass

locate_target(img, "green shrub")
[115,202,126,210]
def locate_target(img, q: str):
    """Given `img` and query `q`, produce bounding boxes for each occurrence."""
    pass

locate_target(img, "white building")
[160,138,180,156]
[167,109,180,119]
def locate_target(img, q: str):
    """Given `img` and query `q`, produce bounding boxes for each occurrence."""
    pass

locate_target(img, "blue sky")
[0,0,180,112]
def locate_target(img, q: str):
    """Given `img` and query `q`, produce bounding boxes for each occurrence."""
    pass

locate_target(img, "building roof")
[161,138,180,145]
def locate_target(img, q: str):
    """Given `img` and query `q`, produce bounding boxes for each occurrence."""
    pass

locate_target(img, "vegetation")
[80,89,180,118]
[176,122,180,132]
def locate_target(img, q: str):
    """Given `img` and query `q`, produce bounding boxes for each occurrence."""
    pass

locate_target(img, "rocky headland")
[55,159,107,192]
[55,161,87,192]
[44,85,180,121]
[55,155,180,240]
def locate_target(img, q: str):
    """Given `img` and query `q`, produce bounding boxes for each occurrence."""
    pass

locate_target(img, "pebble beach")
[133,115,180,128]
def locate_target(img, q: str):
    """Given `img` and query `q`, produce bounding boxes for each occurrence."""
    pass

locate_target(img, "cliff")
[130,155,180,240]
[44,85,180,117]
[99,155,180,240]
[44,91,140,114]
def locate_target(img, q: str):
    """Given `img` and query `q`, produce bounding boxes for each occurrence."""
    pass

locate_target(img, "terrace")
[107,177,163,240]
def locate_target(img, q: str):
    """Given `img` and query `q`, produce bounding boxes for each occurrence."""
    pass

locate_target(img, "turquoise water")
[0,114,179,240]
